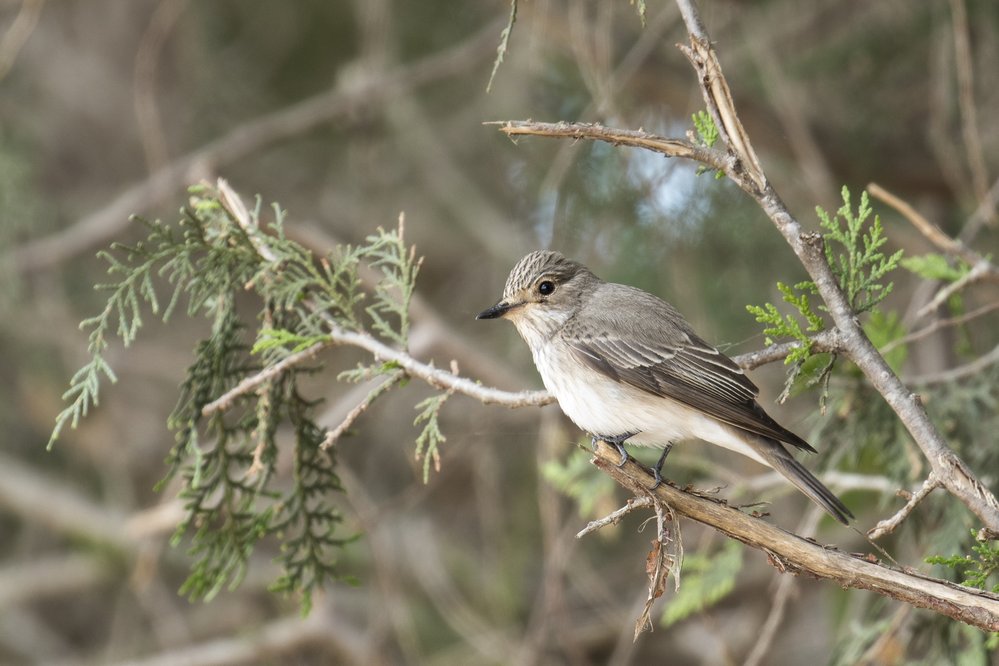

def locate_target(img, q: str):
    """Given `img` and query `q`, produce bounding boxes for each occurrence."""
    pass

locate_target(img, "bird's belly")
[534,343,768,465]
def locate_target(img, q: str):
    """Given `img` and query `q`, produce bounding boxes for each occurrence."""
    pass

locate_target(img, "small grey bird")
[477,250,852,524]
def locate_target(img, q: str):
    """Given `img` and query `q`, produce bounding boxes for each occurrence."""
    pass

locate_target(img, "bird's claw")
[591,432,636,467]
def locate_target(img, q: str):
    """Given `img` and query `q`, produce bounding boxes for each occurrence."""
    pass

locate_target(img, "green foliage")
[51,183,430,611]
[541,447,617,519]
[746,281,823,365]
[413,392,450,484]
[661,540,743,626]
[692,110,719,149]
[926,531,999,593]
[631,0,648,26]
[817,186,903,313]
[902,252,970,282]
[863,309,907,374]
[746,187,901,404]
[252,328,329,355]
[486,0,518,93]
[691,110,724,179]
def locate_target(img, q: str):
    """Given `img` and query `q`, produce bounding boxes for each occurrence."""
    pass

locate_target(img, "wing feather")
[564,325,814,452]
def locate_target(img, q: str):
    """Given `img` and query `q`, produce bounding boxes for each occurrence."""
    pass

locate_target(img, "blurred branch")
[110,605,372,666]
[133,0,189,172]
[916,259,997,317]
[881,300,999,355]
[743,504,824,666]
[11,19,502,273]
[908,343,999,386]
[590,440,999,631]
[0,0,43,81]
[948,0,991,213]
[0,451,131,550]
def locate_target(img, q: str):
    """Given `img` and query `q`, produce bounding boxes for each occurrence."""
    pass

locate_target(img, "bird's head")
[476,251,594,337]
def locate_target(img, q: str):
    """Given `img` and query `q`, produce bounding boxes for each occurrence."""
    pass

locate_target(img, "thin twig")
[908,343,999,386]
[201,339,333,417]
[576,496,655,539]
[730,329,843,370]
[881,300,999,354]
[916,259,997,318]
[490,120,732,174]
[867,475,941,540]
[868,182,980,266]
[321,370,406,449]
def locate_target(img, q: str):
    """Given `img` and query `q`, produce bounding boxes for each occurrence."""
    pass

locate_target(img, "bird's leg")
[591,432,637,467]
[650,443,674,490]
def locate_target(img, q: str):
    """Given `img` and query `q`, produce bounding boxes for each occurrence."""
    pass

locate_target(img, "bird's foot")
[590,431,638,467]
[649,442,674,490]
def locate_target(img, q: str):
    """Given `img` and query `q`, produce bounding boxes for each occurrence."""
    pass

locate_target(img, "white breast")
[530,337,770,467]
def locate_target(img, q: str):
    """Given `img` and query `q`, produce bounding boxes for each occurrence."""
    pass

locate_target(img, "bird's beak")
[476,299,515,320]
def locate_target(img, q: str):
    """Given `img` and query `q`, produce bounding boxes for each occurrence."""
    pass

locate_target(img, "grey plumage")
[478,250,852,524]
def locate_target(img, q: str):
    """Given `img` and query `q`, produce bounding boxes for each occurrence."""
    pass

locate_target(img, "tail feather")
[750,435,853,525]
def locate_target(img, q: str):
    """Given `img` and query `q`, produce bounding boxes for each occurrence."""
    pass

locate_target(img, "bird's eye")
[537,280,555,296]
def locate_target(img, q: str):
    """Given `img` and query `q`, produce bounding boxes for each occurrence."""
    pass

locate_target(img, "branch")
[868,181,981,266]
[867,474,942,541]
[201,339,334,417]
[590,440,999,631]
[490,120,731,174]
[916,259,998,317]
[576,496,654,539]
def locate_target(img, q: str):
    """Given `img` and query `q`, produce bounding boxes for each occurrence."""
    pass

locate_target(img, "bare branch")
[868,181,981,266]
[590,441,999,632]
[576,496,654,539]
[490,120,731,173]
[321,370,406,449]
[867,474,942,541]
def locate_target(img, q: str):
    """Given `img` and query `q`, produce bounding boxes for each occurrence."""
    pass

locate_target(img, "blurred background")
[3,0,999,664]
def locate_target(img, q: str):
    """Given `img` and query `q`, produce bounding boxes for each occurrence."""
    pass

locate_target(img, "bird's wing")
[565,325,815,453]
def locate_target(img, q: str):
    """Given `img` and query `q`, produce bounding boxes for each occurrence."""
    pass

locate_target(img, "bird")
[476,250,853,524]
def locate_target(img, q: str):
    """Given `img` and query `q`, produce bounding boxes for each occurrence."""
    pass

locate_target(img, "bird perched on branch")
[477,250,852,524]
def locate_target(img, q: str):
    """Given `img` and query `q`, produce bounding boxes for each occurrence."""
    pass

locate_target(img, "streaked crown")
[503,250,589,299]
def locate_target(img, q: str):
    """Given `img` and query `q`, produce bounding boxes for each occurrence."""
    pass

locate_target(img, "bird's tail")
[750,435,854,525]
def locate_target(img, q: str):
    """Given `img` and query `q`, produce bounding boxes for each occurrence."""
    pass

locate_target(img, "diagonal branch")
[590,440,999,632]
